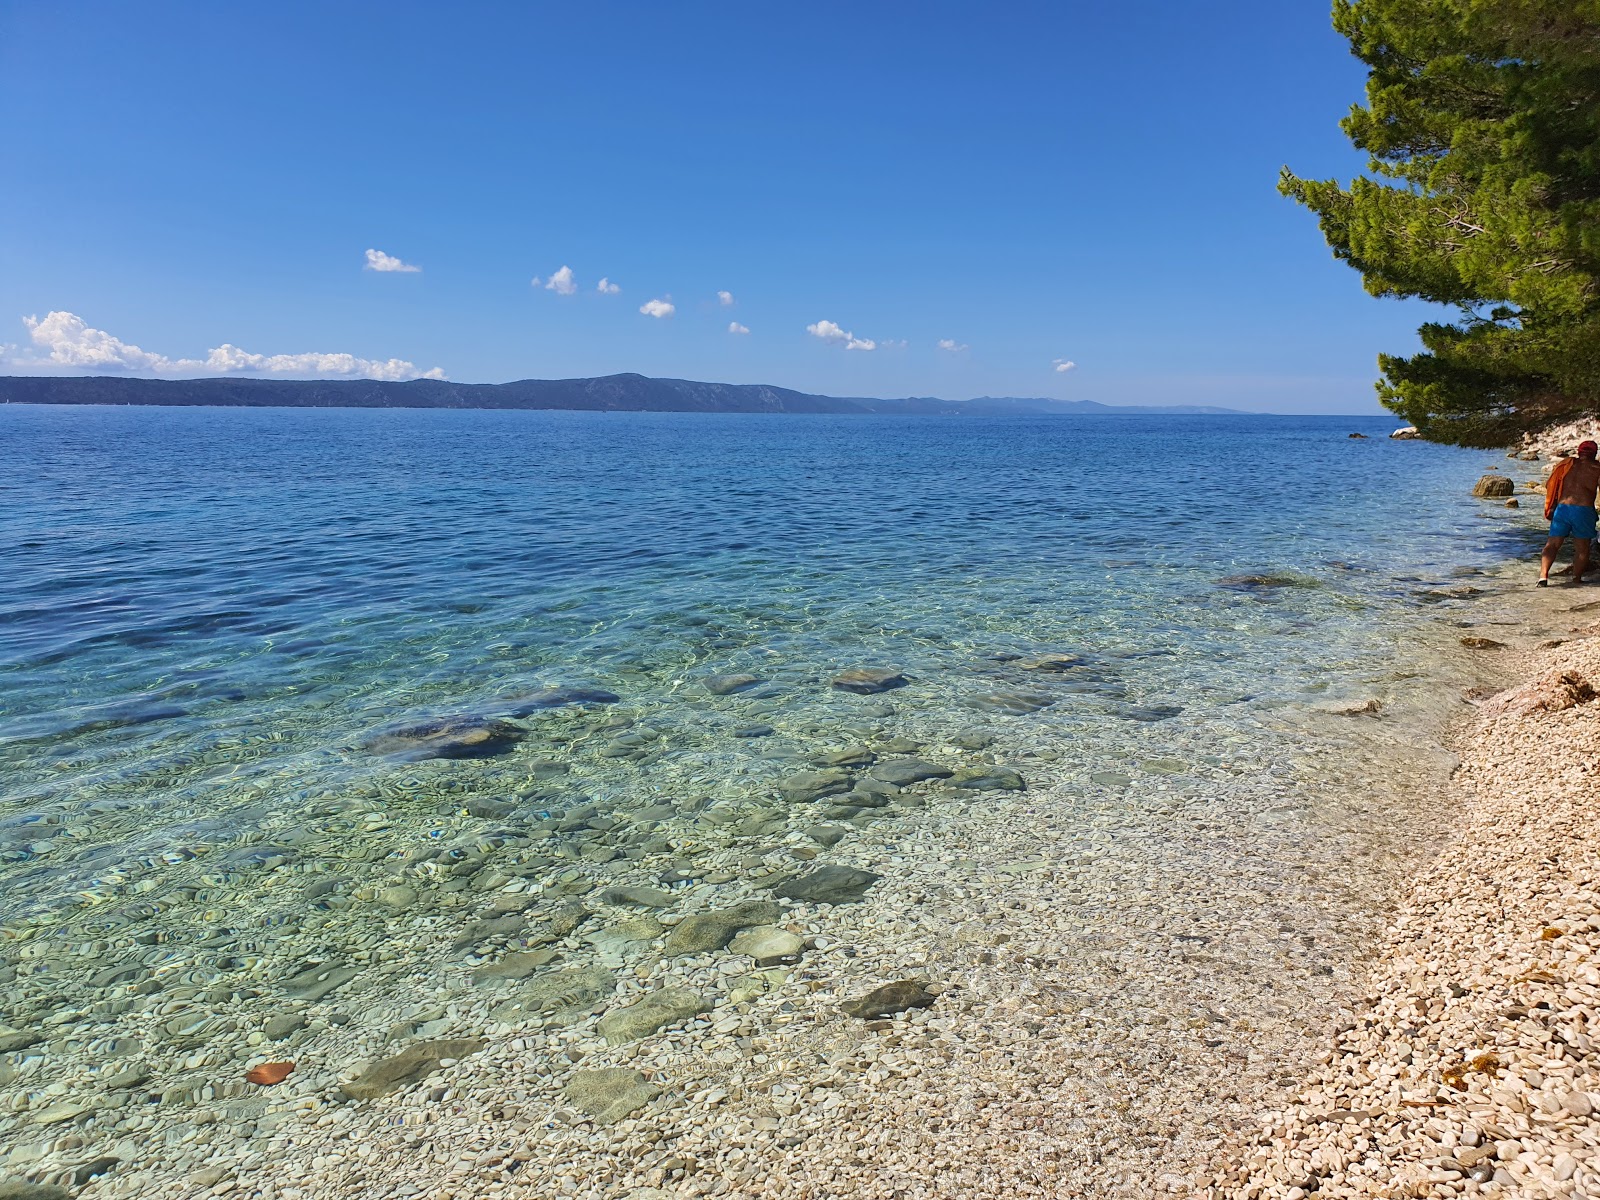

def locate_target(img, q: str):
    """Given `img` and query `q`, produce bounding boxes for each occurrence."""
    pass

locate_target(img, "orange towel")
[1546,459,1573,519]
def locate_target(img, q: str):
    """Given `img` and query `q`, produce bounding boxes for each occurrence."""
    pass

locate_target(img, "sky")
[0,1,1442,413]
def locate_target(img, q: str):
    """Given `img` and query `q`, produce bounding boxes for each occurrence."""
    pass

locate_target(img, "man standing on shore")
[1540,440,1600,586]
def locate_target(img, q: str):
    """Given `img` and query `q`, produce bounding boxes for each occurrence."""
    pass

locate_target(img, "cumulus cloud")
[938,338,969,352]
[364,248,421,273]
[639,298,675,319]
[533,265,578,295]
[728,321,750,335]
[1053,358,1078,373]
[806,319,875,351]
[18,311,446,381]
[597,277,621,295]
[717,290,734,307]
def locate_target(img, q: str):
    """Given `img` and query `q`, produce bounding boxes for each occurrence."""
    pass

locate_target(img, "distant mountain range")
[0,373,1240,416]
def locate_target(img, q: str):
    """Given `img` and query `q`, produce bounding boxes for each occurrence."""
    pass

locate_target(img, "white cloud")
[878,339,907,350]
[717,290,734,306]
[806,319,875,351]
[364,248,421,273]
[18,311,446,381]
[533,265,578,295]
[1053,358,1078,373]
[597,277,621,295]
[639,298,675,319]
[22,311,166,370]
[728,321,750,335]
[938,338,969,352]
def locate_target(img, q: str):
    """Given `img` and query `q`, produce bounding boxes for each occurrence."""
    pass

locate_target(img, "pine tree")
[1283,0,1600,445]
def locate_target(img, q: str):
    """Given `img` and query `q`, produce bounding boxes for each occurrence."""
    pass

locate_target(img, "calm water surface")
[0,405,1530,924]
[0,404,1545,1194]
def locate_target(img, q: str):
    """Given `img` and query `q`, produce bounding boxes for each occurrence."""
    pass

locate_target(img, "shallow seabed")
[0,406,1549,1196]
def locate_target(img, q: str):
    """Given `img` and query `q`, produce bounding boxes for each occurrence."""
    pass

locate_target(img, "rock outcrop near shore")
[1207,634,1600,1198]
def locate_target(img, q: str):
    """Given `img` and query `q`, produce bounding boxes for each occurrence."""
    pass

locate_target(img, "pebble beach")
[1207,586,1600,1198]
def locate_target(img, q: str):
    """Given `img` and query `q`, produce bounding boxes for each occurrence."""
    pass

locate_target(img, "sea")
[0,403,1544,1193]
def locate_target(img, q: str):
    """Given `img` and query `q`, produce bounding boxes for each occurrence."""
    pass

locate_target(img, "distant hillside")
[0,373,1240,416]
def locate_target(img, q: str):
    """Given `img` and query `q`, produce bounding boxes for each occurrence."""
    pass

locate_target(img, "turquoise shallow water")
[0,403,1547,1193]
[0,405,1530,927]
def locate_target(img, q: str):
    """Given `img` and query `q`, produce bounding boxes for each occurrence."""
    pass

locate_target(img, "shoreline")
[1203,573,1600,1197]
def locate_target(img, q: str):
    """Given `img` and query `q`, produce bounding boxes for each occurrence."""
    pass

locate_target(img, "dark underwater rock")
[361,715,527,760]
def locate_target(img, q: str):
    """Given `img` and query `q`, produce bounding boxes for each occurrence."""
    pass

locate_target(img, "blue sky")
[0,1,1436,412]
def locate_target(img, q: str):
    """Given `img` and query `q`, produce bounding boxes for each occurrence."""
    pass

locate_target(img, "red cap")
[1581,440,1598,458]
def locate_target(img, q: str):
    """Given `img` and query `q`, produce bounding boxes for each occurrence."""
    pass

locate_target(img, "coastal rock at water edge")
[702,673,764,695]
[1472,474,1515,498]
[664,901,783,954]
[340,1037,486,1101]
[843,980,938,1019]
[596,987,711,1044]
[361,715,526,760]
[566,1068,660,1125]
[777,768,854,803]
[773,864,881,904]
[1390,425,1421,439]
[0,1184,73,1200]
[1460,637,1507,650]
[831,668,907,694]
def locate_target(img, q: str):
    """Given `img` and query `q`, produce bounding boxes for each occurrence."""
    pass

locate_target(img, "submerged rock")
[504,687,620,716]
[664,901,782,954]
[831,668,907,694]
[815,746,876,767]
[361,715,526,760]
[489,965,616,1021]
[777,768,854,803]
[598,885,677,909]
[340,1037,485,1101]
[946,766,1026,792]
[0,1030,43,1055]
[282,963,361,1001]
[1216,574,1302,591]
[773,865,881,904]
[843,980,937,1019]
[728,925,804,963]
[470,949,559,985]
[596,986,711,1044]
[867,758,952,786]
[1460,636,1508,650]
[566,1068,660,1125]
[703,673,764,696]
[968,689,1054,715]
[1016,653,1089,672]
[1115,704,1184,722]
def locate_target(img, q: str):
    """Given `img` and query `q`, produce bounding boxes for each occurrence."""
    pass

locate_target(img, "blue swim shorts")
[1550,503,1598,540]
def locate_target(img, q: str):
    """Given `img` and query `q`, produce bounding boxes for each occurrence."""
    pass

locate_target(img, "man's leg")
[1541,536,1566,584]
[1570,538,1592,586]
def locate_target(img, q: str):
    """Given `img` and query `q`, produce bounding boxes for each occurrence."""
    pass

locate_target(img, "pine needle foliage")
[1283,1,1600,444]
